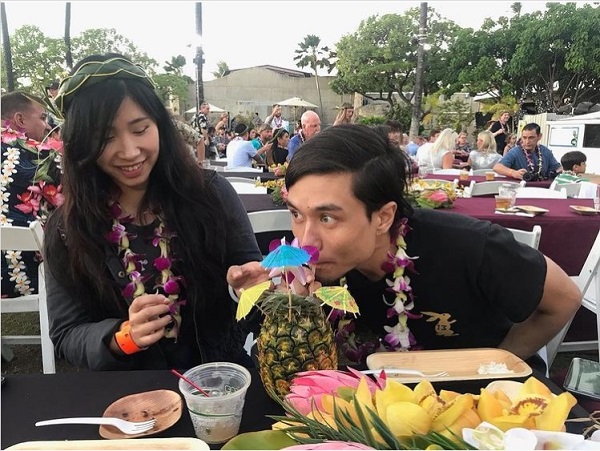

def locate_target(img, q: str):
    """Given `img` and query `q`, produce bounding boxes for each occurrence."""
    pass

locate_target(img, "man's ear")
[12,112,26,129]
[375,201,397,235]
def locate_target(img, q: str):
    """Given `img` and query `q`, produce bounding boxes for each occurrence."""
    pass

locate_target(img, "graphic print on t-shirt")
[422,311,459,337]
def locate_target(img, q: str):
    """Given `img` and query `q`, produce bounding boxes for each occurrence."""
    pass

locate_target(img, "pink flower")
[285,369,383,416]
[428,190,448,203]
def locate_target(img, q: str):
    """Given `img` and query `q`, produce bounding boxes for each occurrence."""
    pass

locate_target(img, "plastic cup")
[485,171,495,181]
[459,170,469,181]
[178,362,251,444]
[495,195,511,210]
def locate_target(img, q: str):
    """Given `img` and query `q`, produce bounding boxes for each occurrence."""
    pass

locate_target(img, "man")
[489,110,511,155]
[226,123,268,168]
[493,123,562,181]
[251,123,273,165]
[287,110,321,162]
[191,101,210,161]
[384,119,403,149]
[264,104,288,131]
[230,124,581,371]
[1,92,63,297]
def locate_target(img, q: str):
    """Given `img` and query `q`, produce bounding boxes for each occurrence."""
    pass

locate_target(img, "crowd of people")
[1,53,585,377]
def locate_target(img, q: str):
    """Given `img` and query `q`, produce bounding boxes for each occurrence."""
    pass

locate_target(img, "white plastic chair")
[506,225,553,374]
[224,166,263,173]
[468,180,524,196]
[549,180,581,198]
[1,221,56,374]
[549,230,600,362]
[515,186,567,199]
[432,169,462,175]
[223,176,260,184]
[225,177,268,194]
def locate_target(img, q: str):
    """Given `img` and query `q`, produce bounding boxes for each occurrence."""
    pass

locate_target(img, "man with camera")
[493,122,562,181]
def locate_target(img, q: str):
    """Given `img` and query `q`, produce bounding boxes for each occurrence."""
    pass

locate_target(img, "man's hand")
[227,262,271,294]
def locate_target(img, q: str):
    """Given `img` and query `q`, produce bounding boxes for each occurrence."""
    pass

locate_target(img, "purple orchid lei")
[333,218,420,363]
[105,201,186,341]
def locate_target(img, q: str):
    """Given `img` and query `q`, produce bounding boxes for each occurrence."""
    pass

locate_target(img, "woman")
[416,127,456,170]
[44,54,263,371]
[333,102,355,126]
[266,128,290,166]
[468,130,502,170]
[503,133,517,155]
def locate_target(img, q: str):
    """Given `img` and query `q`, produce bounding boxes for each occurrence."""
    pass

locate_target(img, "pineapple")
[256,292,338,400]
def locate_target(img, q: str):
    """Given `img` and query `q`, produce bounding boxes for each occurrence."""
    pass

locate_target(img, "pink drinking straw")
[170,369,210,397]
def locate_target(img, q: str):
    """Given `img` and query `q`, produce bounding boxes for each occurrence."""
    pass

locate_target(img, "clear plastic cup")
[178,362,251,444]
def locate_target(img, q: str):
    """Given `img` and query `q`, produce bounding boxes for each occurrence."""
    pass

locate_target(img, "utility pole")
[409,2,428,140]
[194,2,205,107]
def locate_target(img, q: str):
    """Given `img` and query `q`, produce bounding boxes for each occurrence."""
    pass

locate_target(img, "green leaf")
[221,430,298,450]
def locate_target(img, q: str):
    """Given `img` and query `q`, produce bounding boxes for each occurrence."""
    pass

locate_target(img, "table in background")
[0,368,590,450]
[425,174,553,189]
[444,197,600,277]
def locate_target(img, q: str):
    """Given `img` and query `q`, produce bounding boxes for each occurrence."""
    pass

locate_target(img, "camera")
[522,171,537,182]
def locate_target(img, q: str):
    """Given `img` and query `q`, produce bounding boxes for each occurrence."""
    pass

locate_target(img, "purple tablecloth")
[443,197,599,276]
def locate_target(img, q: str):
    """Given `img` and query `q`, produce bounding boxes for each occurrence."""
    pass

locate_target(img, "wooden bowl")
[99,389,182,439]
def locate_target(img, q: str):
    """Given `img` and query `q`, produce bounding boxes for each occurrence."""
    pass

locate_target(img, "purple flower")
[153,257,171,271]
[163,277,181,295]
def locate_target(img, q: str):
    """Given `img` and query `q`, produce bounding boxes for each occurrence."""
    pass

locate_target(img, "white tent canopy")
[555,111,600,122]
[277,97,318,108]
[185,103,226,114]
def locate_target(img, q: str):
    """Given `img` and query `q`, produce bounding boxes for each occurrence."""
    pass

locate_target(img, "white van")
[544,111,600,175]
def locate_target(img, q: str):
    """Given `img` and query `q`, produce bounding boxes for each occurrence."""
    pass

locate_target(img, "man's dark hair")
[384,119,402,133]
[522,123,541,135]
[561,151,587,171]
[286,123,413,238]
[1,91,45,119]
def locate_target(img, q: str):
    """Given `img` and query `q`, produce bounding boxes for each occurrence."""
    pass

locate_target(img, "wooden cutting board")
[6,437,209,450]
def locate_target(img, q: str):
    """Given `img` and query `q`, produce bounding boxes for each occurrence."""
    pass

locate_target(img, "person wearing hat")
[226,123,269,169]
[333,102,355,126]
[46,81,60,99]
[251,123,273,165]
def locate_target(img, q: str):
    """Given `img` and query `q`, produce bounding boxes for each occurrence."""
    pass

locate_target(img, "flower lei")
[105,201,186,340]
[522,145,543,179]
[333,218,419,363]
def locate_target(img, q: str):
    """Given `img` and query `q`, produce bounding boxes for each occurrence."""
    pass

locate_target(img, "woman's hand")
[227,262,271,295]
[127,294,172,348]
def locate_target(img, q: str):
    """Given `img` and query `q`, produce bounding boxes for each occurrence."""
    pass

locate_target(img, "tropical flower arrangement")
[223,369,591,450]
[257,177,288,205]
[408,179,457,209]
[269,162,289,176]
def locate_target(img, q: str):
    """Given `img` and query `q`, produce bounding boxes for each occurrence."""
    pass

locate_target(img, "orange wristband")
[115,321,143,355]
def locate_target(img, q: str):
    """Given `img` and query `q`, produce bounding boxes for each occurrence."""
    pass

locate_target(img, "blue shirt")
[406,142,419,156]
[227,138,257,168]
[499,145,561,177]
[287,133,304,161]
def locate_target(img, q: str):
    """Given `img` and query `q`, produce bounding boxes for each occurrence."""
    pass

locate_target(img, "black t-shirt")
[341,209,546,352]
[490,121,509,155]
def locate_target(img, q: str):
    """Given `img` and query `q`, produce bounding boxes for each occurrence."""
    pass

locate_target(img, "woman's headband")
[53,56,155,120]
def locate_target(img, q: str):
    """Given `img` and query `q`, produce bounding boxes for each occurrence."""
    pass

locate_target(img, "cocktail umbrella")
[236,281,272,321]
[314,285,359,315]
[261,245,310,269]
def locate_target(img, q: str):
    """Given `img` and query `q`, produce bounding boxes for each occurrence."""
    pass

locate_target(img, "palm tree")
[1,2,15,91]
[212,61,229,79]
[293,34,333,116]
[64,2,73,70]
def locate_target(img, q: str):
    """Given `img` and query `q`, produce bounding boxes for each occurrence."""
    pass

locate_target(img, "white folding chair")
[506,225,555,374]
[468,180,524,196]
[224,166,263,173]
[223,176,260,184]
[515,186,567,199]
[224,177,268,194]
[549,180,581,198]
[1,221,56,373]
[550,230,600,361]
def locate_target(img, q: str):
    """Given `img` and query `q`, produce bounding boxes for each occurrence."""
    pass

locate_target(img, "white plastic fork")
[361,369,449,378]
[35,417,156,435]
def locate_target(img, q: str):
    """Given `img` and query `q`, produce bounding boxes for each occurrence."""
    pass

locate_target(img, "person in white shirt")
[226,123,268,168]
[417,128,456,170]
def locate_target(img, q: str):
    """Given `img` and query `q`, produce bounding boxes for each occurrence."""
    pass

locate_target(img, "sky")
[1,1,579,81]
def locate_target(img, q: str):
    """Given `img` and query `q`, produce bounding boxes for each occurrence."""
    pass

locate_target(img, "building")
[184,65,354,126]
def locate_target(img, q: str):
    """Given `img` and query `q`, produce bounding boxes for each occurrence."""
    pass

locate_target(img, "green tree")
[331,8,460,117]
[434,97,473,132]
[294,34,333,115]
[212,61,230,78]
[163,55,186,75]
[442,2,600,113]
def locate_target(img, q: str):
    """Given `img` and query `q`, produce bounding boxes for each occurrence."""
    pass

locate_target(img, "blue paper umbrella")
[261,244,310,269]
